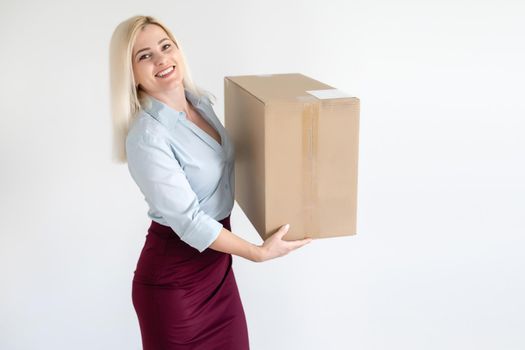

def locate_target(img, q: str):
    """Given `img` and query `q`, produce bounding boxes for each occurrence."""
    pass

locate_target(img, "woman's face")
[132,24,184,95]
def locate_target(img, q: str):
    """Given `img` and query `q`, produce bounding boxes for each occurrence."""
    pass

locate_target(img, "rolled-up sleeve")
[126,131,223,252]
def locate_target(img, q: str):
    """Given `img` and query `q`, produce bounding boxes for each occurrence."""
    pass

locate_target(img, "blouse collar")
[141,89,204,129]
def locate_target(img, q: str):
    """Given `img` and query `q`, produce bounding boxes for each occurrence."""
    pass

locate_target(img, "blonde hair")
[109,15,214,163]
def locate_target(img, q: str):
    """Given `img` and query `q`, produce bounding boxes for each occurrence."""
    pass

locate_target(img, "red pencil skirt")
[132,215,250,349]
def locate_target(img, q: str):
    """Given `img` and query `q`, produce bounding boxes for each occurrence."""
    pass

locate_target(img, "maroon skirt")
[132,215,249,349]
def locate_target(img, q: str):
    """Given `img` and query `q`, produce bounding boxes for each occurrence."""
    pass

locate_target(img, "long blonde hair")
[109,15,214,163]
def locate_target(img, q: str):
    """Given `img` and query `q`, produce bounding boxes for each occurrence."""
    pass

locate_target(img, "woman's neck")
[147,85,188,114]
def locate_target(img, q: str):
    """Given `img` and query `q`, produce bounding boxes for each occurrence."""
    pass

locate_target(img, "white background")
[1,0,524,349]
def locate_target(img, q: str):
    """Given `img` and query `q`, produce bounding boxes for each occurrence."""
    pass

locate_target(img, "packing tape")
[301,101,320,235]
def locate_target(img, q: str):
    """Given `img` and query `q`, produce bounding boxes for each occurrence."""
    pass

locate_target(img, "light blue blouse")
[125,89,235,252]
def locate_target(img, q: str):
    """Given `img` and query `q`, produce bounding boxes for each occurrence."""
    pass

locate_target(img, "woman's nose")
[154,55,167,66]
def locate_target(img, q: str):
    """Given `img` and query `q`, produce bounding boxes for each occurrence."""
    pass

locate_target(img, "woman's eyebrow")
[134,38,170,58]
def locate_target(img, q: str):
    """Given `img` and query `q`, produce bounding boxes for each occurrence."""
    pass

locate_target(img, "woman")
[109,15,312,350]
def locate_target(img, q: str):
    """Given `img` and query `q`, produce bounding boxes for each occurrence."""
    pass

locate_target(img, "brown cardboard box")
[224,73,359,241]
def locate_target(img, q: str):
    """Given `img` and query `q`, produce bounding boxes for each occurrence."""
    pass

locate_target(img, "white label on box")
[305,89,353,99]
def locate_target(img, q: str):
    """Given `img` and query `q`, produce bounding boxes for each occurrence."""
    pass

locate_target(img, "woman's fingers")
[275,224,290,239]
[275,225,312,250]
[259,225,314,262]
[286,238,313,250]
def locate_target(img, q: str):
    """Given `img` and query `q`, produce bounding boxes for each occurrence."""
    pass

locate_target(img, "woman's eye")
[138,44,170,61]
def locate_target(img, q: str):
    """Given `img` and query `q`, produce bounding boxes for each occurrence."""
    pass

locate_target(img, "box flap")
[225,73,335,103]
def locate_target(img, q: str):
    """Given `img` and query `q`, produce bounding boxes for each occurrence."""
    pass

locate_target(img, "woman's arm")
[209,224,312,262]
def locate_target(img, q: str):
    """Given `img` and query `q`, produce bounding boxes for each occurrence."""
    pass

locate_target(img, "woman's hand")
[256,224,312,262]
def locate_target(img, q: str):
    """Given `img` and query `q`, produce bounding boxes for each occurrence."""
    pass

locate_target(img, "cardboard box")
[224,73,359,241]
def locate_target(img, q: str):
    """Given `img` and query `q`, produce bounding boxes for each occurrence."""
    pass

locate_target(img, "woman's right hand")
[256,224,312,262]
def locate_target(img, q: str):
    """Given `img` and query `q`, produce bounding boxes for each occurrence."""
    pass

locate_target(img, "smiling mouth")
[155,65,176,78]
